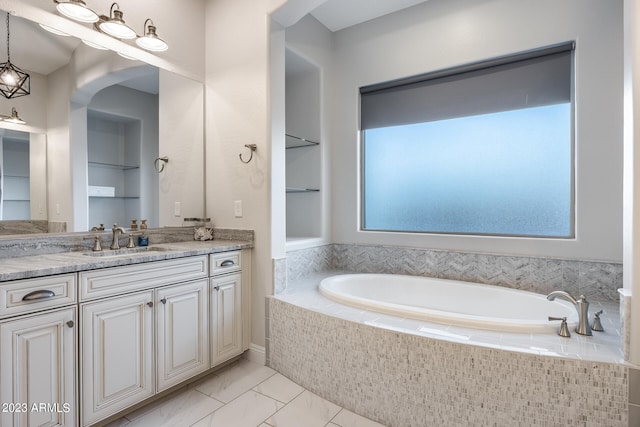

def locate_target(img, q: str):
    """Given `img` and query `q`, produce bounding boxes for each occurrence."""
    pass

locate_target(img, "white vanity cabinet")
[156,278,209,391]
[211,272,242,365]
[80,291,155,427]
[0,274,78,427]
[0,247,251,427]
[209,250,251,366]
[81,278,210,426]
[79,256,209,426]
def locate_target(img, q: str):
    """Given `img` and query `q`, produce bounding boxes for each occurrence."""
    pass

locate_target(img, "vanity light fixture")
[135,19,168,52]
[52,1,169,52]
[0,107,26,124]
[0,14,30,99]
[97,3,136,39]
[116,51,136,60]
[54,0,99,23]
[81,39,108,50]
[39,23,72,37]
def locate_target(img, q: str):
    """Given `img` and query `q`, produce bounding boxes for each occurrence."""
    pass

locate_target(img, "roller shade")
[360,42,574,130]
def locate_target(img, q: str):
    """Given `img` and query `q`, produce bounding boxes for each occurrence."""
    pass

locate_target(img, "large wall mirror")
[0,9,204,235]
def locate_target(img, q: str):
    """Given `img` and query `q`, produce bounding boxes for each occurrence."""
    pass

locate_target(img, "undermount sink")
[82,246,176,257]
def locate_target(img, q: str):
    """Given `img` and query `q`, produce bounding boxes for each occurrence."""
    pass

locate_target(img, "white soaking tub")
[319,273,577,333]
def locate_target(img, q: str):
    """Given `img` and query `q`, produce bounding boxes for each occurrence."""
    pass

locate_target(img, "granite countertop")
[0,240,253,282]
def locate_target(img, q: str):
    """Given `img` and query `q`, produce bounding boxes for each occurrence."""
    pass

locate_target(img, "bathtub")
[319,274,577,333]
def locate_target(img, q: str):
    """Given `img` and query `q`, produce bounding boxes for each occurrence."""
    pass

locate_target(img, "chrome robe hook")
[239,144,257,163]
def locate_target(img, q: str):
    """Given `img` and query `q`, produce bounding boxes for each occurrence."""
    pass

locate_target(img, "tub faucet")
[110,224,127,250]
[546,291,592,336]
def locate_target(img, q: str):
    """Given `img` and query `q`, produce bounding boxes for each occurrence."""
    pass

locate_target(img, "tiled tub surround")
[269,294,629,426]
[281,244,623,302]
[269,244,634,426]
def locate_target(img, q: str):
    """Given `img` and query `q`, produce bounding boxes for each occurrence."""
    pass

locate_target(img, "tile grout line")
[253,383,308,427]
[185,369,280,426]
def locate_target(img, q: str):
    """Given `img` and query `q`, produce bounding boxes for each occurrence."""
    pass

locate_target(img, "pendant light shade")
[0,14,29,99]
[136,19,168,52]
[54,0,99,23]
[98,3,136,39]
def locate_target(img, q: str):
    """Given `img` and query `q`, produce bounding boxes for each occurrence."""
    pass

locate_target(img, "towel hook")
[154,156,168,173]
[239,144,257,164]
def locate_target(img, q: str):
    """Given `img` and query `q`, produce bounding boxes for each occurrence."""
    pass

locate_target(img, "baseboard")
[243,343,266,365]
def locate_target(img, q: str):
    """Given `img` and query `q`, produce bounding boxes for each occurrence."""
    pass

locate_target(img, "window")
[360,43,574,238]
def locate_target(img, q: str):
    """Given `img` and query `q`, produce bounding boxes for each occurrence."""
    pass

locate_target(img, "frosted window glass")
[362,104,573,237]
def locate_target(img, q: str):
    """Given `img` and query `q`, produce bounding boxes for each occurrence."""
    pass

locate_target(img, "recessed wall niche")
[285,49,322,242]
[87,109,141,228]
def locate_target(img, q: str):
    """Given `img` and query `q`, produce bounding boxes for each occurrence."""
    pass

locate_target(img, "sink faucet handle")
[591,310,605,332]
[84,235,102,251]
[548,316,571,338]
[126,233,141,249]
[92,235,102,251]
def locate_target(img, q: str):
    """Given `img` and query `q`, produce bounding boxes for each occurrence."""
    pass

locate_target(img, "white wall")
[158,70,204,226]
[29,133,46,219]
[623,0,640,365]
[328,0,623,262]
[205,0,288,348]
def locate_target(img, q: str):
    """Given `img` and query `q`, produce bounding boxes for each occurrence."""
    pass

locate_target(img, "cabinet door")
[81,291,154,426]
[0,307,77,427]
[156,279,209,392]
[210,273,242,366]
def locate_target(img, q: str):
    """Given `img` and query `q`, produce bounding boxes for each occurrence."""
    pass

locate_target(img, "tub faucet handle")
[548,316,571,338]
[591,310,604,332]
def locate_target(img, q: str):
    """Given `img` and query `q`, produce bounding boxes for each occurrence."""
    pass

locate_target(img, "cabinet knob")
[160,298,167,304]
[66,320,74,328]
[147,301,153,308]
[214,286,220,291]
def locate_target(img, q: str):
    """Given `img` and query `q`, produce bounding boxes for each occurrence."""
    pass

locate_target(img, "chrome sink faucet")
[546,291,592,336]
[110,224,127,250]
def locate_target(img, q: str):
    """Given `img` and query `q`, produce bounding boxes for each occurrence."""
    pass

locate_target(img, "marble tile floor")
[104,357,387,427]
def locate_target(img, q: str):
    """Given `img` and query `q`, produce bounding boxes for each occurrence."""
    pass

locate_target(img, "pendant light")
[54,0,99,23]
[98,3,136,39]
[136,19,168,52]
[0,14,29,99]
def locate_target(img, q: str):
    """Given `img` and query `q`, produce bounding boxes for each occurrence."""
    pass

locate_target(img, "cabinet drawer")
[210,251,241,275]
[0,274,76,319]
[80,256,208,301]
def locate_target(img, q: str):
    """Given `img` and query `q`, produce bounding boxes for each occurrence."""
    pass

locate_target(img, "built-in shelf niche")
[286,133,319,149]
[286,134,320,193]
[285,48,322,241]
[87,109,141,227]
